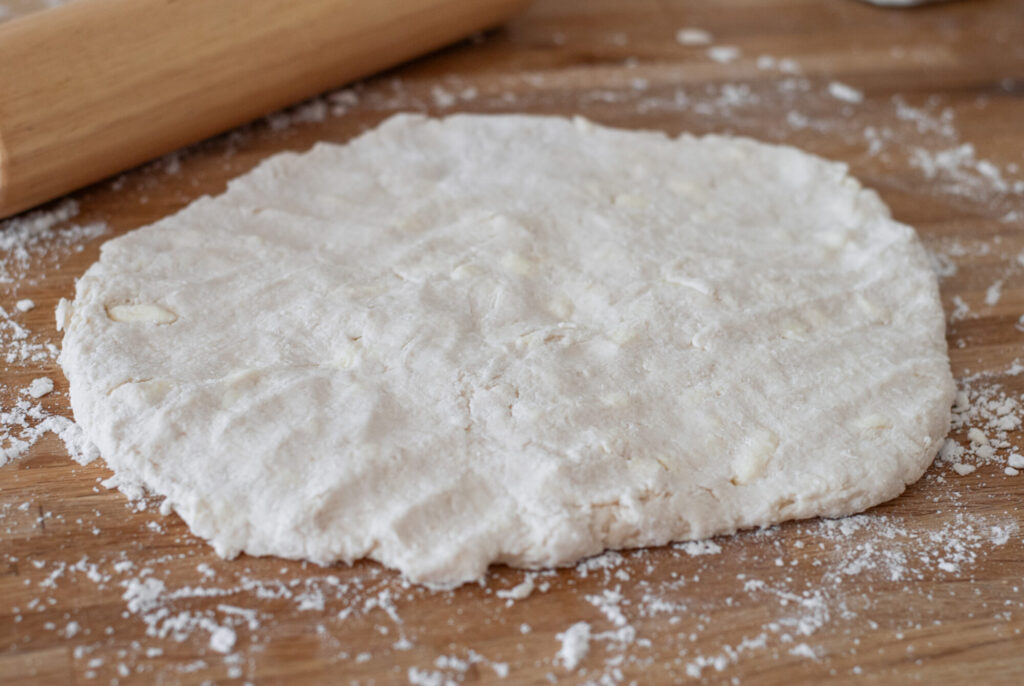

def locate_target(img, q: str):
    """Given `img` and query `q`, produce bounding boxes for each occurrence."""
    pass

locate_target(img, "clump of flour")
[0,201,106,466]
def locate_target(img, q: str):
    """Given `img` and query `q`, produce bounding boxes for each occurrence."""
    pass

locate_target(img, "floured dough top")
[58,114,954,587]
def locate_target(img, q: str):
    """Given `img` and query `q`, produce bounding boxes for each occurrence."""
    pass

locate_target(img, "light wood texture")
[0,0,530,218]
[2,0,1024,684]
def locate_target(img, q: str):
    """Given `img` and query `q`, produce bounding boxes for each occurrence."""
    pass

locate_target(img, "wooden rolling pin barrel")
[0,0,530,220]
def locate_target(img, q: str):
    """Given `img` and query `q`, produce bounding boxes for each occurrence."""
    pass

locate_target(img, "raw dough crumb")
[26,376,54,398]
[828,81,864,104]
[676,540,723,556]
[208,626,237,653]
[495,575,535,601]
[15,299,35,312]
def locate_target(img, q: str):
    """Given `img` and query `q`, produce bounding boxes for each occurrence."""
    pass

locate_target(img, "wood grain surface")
[2,0,1024,684]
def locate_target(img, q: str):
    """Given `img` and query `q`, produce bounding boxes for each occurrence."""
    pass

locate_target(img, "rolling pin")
[0,0,530,219]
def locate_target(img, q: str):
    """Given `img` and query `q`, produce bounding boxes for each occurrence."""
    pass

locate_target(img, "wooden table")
[3,0,1024,683]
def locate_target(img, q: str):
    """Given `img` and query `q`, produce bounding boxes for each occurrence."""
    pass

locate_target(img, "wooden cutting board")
[3,0,1024,684]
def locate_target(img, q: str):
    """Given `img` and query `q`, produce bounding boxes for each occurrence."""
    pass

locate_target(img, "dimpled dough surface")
[57,114,954,587]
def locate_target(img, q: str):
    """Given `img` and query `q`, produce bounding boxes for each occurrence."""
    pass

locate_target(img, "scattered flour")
[555,622,592,669]
[0,200,108,285]
[675,28,712,46]
[910,142,1023,200]
[707,45,741,64]
[936,375,1024,475]
[408,667,451,686]
[1,400,98,467]
[790,643,818,660]
[985,278,1004,306]
[0,200,105,467]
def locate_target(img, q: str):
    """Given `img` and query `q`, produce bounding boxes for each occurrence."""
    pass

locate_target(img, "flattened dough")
[58,114,954,586]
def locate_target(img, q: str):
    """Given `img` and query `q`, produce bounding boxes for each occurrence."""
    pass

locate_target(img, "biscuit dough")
[58,114,954,586]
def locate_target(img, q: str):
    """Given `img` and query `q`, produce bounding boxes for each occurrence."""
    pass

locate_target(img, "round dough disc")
[58,114,954,587]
